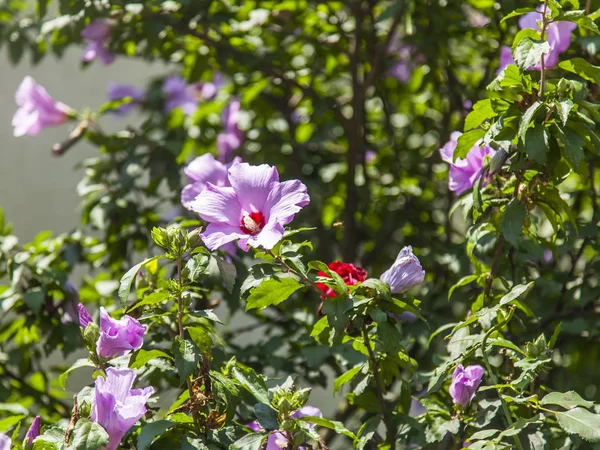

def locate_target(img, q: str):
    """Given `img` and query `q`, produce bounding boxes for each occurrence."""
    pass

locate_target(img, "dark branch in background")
[553,237,590,316]
[363,5,406,91]
[343,3,365,263]
[343,2,406,262]
[484,235,505,300]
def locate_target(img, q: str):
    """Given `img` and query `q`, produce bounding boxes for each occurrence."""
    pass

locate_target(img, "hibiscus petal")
[190,184,241,225]
[200,222,245,251]
[228,162,279,213]
[264,179,310,226]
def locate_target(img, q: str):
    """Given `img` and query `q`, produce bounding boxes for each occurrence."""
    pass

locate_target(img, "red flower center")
[240,211,265,235]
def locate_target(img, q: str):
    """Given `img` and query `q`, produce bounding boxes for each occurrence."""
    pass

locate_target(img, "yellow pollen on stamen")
[242,215,261,234]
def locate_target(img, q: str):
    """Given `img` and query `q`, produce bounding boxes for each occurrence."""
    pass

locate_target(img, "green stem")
[362,324,396,450]
[481,306,524,450]
[539,0,549,99]
[265,249,324,296]
[176,256,202,435]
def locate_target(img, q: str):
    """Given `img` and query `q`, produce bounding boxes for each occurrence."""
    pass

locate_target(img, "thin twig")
[265,249,323,296]
[484,235,505,300]
[362,324,395,450]
[539,0,550,99]
[176,256,202,435]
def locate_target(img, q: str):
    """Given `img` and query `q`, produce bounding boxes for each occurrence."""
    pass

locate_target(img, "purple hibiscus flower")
[163,75,218,116]
[518,7,576,70]
[24,416,41,448]
[217,99,245,163]
[380,246,425,294]
[97,307,146,359]
[60,281,80,326]
[0,435,10,450]
[181,154,242,210]
[450,364,484,408]
[439,131,496,195]
[92,367,154,450]
[198,72,224,100]
[163,75,199,115]
[107,83,145,115]
[81,20,115,65]
[387,38,426,83]
[497,46,515,74]
[247,406,322,450]
[78,303,93,329]
[12,76,72,137]
[189,162,309,251]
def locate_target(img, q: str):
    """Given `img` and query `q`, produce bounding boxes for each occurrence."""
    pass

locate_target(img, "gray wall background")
[0,48,162,241]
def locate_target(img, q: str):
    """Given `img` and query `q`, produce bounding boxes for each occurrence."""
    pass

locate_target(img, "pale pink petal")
[264,179,310,225]
[189,184,241,225]
[228,163,279,213]
[200,222,245,251]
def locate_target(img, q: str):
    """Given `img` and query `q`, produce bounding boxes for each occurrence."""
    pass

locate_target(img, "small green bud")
[83,323,100,354]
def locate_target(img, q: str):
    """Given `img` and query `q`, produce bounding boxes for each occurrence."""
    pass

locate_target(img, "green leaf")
[499,282,534,305]
[514,38,550,71]
[556,125,585,168]
[59,358,94,390]
[468,429,500,441]
[334,365,364,394]
[183,253,210,282]
[245,277,303,311]
[321,295,353,344]
[230,433,267,450]
[130,349,173,370]
[309,261,348,295]
[24,288,45,312]
[71,419,109,450]
[128,291,170,311]
[540,391,594,410]
[555,99,574,126]
[465,100,498,131]
[295,123,314,143]
[255,403,279,431]
[232,365,271,405]
[359,278,391,299]
[118,256,160,307]
[173,338,200,384]
[189,309,223,324]
[449,275,480,300]
[137,420,174,450]
[0,415,24,433]
[472,175,484,217]
[297,416,358,440]
[500,199,527,247]
[557,407,600,442]
[454,130,486,160]
[548,322,561,349]
[525,125,549,163]
[518,101,543,144]
[310,315,331,345]
[214,255,236,293]
[500,7,537,24]
[559,58,600,84]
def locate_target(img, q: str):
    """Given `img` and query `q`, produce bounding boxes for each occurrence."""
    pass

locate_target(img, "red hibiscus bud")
[316,261,367,315]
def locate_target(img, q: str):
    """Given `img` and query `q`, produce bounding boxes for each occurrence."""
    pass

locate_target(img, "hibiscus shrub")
[2,0,600,449]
